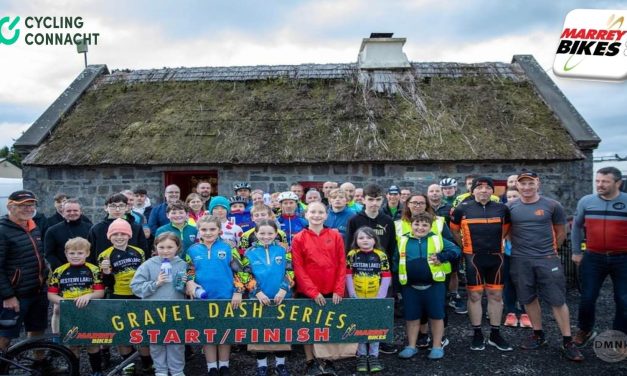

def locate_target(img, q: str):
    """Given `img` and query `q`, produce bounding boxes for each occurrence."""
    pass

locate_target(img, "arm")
[130,263,159,299]
[449,208,463,247]
[345,251,357,298]
[333,233,346,298]
[554,224,567,249]
[552,201,568,248]
[571,198,586,262]
[344,218,356,252]
[436,238,462,263]
[0,231,16,300]
[377,252,392,299]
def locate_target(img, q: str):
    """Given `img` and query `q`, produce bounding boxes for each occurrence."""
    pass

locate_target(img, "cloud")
[0,122,31,147]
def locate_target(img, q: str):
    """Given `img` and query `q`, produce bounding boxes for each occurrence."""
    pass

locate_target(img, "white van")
[0,178,24,216]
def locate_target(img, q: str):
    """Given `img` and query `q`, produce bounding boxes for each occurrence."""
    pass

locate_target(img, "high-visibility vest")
[395,217,445,243]
[398,233,451,284]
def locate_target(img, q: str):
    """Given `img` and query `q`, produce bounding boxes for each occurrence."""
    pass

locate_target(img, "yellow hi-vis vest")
[398,234,451,284]
[394,217,445,244]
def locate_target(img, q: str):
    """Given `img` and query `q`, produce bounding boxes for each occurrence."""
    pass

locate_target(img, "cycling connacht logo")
[0,16,20,45]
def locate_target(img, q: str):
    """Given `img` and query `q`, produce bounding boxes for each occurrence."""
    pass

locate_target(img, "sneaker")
[470,332,485,351]
[256,366,268,376]
[379,342,398,354]
[305,360,322,376]
[488,333,513,351]
[398,346,418,359]
[417,334,431,349]
[455,298,468,315]
[428,347,444,360]
[356,356,368,373]
[368,356,384,373]
[573,329,598,348]
[448,293,459,308]
[427,336,449,350]
[208,368,219,376]
[320,360,337,376]
[122,363,136,376]
[219,366,230,376]
[519,314,533,328]
[562,341,585,361]
[504,313,518,327]
[521,335,547,350]
[275,364,290,376]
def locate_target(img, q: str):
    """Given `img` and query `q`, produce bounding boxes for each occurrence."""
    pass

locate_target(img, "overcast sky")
[1,0,625,160]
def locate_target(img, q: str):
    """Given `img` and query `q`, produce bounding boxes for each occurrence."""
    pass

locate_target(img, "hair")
[120,189,134,197]
[166,200,187,213]
[290,182,303,189]
[185,193,202,205]
[105,193,128,205]
[133,188,148,195]
[62,198,81,208]
[255,219,278,233]
[305,201,327,214]
[251,203,274,216]
[363,184,383,198]
[306,190,321,198]
[401,193,435,222]
[410,212,434,225]
[350,226,382,251]
[327,188,347,199]
[153,232,182,254]
[464,174,477,183]
[65,237,91,255]
[251,189,264,196]
[270,192,280,200]
[597,166,622,182]
[197,214,222,229]
[54,193,68,202]
[196,180,211,188]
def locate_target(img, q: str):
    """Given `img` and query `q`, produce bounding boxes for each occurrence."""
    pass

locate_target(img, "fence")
[559,239,580,290]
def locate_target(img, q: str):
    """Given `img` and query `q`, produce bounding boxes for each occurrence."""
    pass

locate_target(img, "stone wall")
[23,155,593,222]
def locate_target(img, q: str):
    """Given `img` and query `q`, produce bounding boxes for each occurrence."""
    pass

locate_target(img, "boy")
[239,203,288,253]
[209,196,244,248]
[324,188,356,237]
[155,200,198,258]
[48,237,105,376]
[229,195,253,233]
[277,192,308,247]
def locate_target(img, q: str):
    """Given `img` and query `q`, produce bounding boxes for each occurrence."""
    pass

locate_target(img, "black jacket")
[381,203,403,221]
[345,211,398,259]
[0,216,47,299]
[87,215,148,263]
[44,217,92,271]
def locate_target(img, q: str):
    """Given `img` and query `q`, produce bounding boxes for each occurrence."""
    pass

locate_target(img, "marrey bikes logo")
[553,9,627,81]
[0,16,20,45]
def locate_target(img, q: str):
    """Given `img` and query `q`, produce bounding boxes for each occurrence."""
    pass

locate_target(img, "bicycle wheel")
[0,340,79,376]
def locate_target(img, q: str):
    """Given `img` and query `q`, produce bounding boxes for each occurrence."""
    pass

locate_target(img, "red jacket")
[291,228,346,298]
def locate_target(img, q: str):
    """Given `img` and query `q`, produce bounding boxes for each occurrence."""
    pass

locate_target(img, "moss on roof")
[24,71,582,166]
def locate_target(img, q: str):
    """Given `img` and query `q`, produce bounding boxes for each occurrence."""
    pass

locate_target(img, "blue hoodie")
[187,239,243,299]
[243,243,293,299]
[324,207,357,237]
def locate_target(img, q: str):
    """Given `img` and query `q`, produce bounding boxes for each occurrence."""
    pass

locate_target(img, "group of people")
[0,166,625,376]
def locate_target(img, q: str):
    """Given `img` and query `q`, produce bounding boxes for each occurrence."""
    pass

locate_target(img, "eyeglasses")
[107,204,127,210]
[408,201,426,206]
[14,203,36,209]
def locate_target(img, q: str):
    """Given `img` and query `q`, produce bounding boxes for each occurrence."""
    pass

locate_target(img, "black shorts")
[465,253,504,292]
[509,256,566,307]
[0,293,48,339]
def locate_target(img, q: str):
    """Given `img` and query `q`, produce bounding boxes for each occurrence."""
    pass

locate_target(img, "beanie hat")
[471,177,495,192]
[209,196,230,215]
[107,218,133,239]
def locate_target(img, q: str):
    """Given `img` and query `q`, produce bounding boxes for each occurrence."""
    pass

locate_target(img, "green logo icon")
[0,16,20,45]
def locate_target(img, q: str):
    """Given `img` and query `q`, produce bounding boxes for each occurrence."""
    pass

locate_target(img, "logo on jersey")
[534,209,545,216]
[613,202,626,210]
[274,256,283,265]
[217,250,226,260]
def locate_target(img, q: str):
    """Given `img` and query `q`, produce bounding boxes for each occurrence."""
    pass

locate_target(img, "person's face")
[63,203,82,222]
[230,203,245,213]
[305,203,327,225]
[123,194,135,213]
[290,185,304,200]
[167,209,188,226]
[353,188,364,204]
[110,232,131,249]
[198,222,220,244]
[252,210,270,223]
[507,175,518,189]
[386,192,400,206]
[197,182,212,199]
[441,186,456,198]
[66,248,89,266]
[411,221,431,238]
[106,202,127,219]
[256,225,278,246]
[188,198,203,212]
[595,173,621,197]
[134,193,146,206]
[212,206,227,220]
[465,179,474,192]
[330,194,347,211]
[400,189,411,203]
[8,201,37,222]
[473,184,494,204]
[340,184,356,201]
[305,192,321,204]
[54,198,67,213]
[516,178,540,199]
[270,196,280,209]
[364,195,384,213]
[156,238,178,260]
[165,186,180,203]
[506,190,520,202]
[356,232,375,252]
[252,193,264,205]
[236,189,251,199]
[407,195,427,215]
[427,185,442,203]
[322,182,337,197]
[281,200,297,215]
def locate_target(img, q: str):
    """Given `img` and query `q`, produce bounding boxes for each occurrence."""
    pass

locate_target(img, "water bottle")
[194,286,208,299]
[160,258,173,283]
[174,271,186,292]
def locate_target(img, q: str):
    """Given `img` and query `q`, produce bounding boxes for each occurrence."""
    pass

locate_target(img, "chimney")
[358,33,410,69]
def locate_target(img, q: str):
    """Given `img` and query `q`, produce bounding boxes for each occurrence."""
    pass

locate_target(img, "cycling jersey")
[241,244,294,299]
[97,245,145,296]
[450,200,510,255]
[277,214,308,247]
[187,240,245,299]
[48,262,104,299]
[239,227,288,254]
[346,248,391,298]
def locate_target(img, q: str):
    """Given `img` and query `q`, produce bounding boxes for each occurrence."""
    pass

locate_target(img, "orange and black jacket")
[450,200,511,255]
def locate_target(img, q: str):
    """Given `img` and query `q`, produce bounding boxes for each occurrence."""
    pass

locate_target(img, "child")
[185,193,206,225]
[48,237,105,376]
[185,215,245,376]
[239,204,288,254]
[98,218,153,375]
[291,202,345,375]
[324,188,357,237]
[395,212,460,360]
[155,200,198,258]
[346,227,391,373]
[131,233,188,376]
[277,192,308,247]
[209,196,244,248]
[241,219,294,376]
[229,195,254,233]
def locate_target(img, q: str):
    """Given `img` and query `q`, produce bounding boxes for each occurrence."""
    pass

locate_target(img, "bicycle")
[0,335,79,376]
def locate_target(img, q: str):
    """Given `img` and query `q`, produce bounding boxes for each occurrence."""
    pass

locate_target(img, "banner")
[60,298,394,346]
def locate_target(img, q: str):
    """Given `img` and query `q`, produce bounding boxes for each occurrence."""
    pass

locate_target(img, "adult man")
[450,177,512,351]
[508,171,583,361]
[500,174,518,203]
[196,180,213,208]
[427,184,451,223]
[305,189,322,204]
[439,178,458,206]
[400,188,412,205]
[340,182,363,212]
[0,191,47,352]
[571,166,627,346]
[381,185,403,221]
[353,188,364,205]
[321,181,338,206]
[289,183,307,213]
[148,184,180,235]
[46,193,68,228]
[44,198,92,271]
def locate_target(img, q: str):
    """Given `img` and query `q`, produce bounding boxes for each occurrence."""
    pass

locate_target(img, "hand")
[3,297,19,312]
[572,254,583,266]
[332,293,342,304]
[143,227,151,239]
[74,295,91,309]
[231,293,242,309]
[274,289,287,305]
[278,242,289,251]
[185,281,198,298]
[156,272,168,287]
[314,293,326,306]
[429,254,441,265]
[256,291,271,305]
[100,259,111,274]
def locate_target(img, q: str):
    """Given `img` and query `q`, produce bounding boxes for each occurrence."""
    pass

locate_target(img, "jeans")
[578,252,627,333]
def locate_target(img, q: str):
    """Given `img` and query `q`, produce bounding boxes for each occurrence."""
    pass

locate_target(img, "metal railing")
[559,239,580,290]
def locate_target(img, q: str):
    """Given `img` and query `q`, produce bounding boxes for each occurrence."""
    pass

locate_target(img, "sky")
[1,0,626,167]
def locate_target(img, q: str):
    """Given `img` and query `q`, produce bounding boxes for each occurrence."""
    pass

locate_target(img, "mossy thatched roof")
[23,62,584,166]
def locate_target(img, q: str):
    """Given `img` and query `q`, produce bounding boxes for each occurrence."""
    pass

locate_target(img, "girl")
[208,196,244,249]
[131,233,188,376]
[185,193,206,226]
[241,219,294,376]
[185,215,245,376]
[346,227,391,373]
[291,202,345,375]
[239,204,288,254]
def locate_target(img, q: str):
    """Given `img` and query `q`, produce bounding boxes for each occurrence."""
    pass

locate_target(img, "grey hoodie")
[131,256,187,300]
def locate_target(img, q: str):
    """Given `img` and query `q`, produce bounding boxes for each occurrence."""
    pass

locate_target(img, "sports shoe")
[356,356,368,373]
[320,360,337,376]
[573,329,598,348]
[219,366,230,376]
[428,347,444,360]
[488,333,513,351]
[122,363,135,376]
[562,341,585,361]
[416,334,431,349]
[448,293,460,308]
[521,335,547,350]
[379,342,398,354]
[256,366,268,376]
[305,360,322,376]
[275,364,290,376]
[208,368,219,376]
[470,332,485,351]
[368,356,384,372]
[519,314,532,328]
[455,298,468,315]
[504,313,518,327]
[398,346,418,359]
[427,336,449,350]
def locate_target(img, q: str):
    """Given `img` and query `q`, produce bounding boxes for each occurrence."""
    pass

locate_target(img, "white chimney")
[358,33,410,69]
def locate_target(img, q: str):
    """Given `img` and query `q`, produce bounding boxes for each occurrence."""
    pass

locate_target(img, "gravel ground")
[89,279,625,376]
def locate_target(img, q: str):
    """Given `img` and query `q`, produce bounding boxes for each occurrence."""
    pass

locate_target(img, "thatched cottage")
[15,35,600,220]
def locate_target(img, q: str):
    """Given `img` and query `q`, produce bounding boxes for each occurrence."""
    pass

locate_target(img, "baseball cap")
[8,190,38,204]
[517,170,539,181]
[388,185,400,194]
